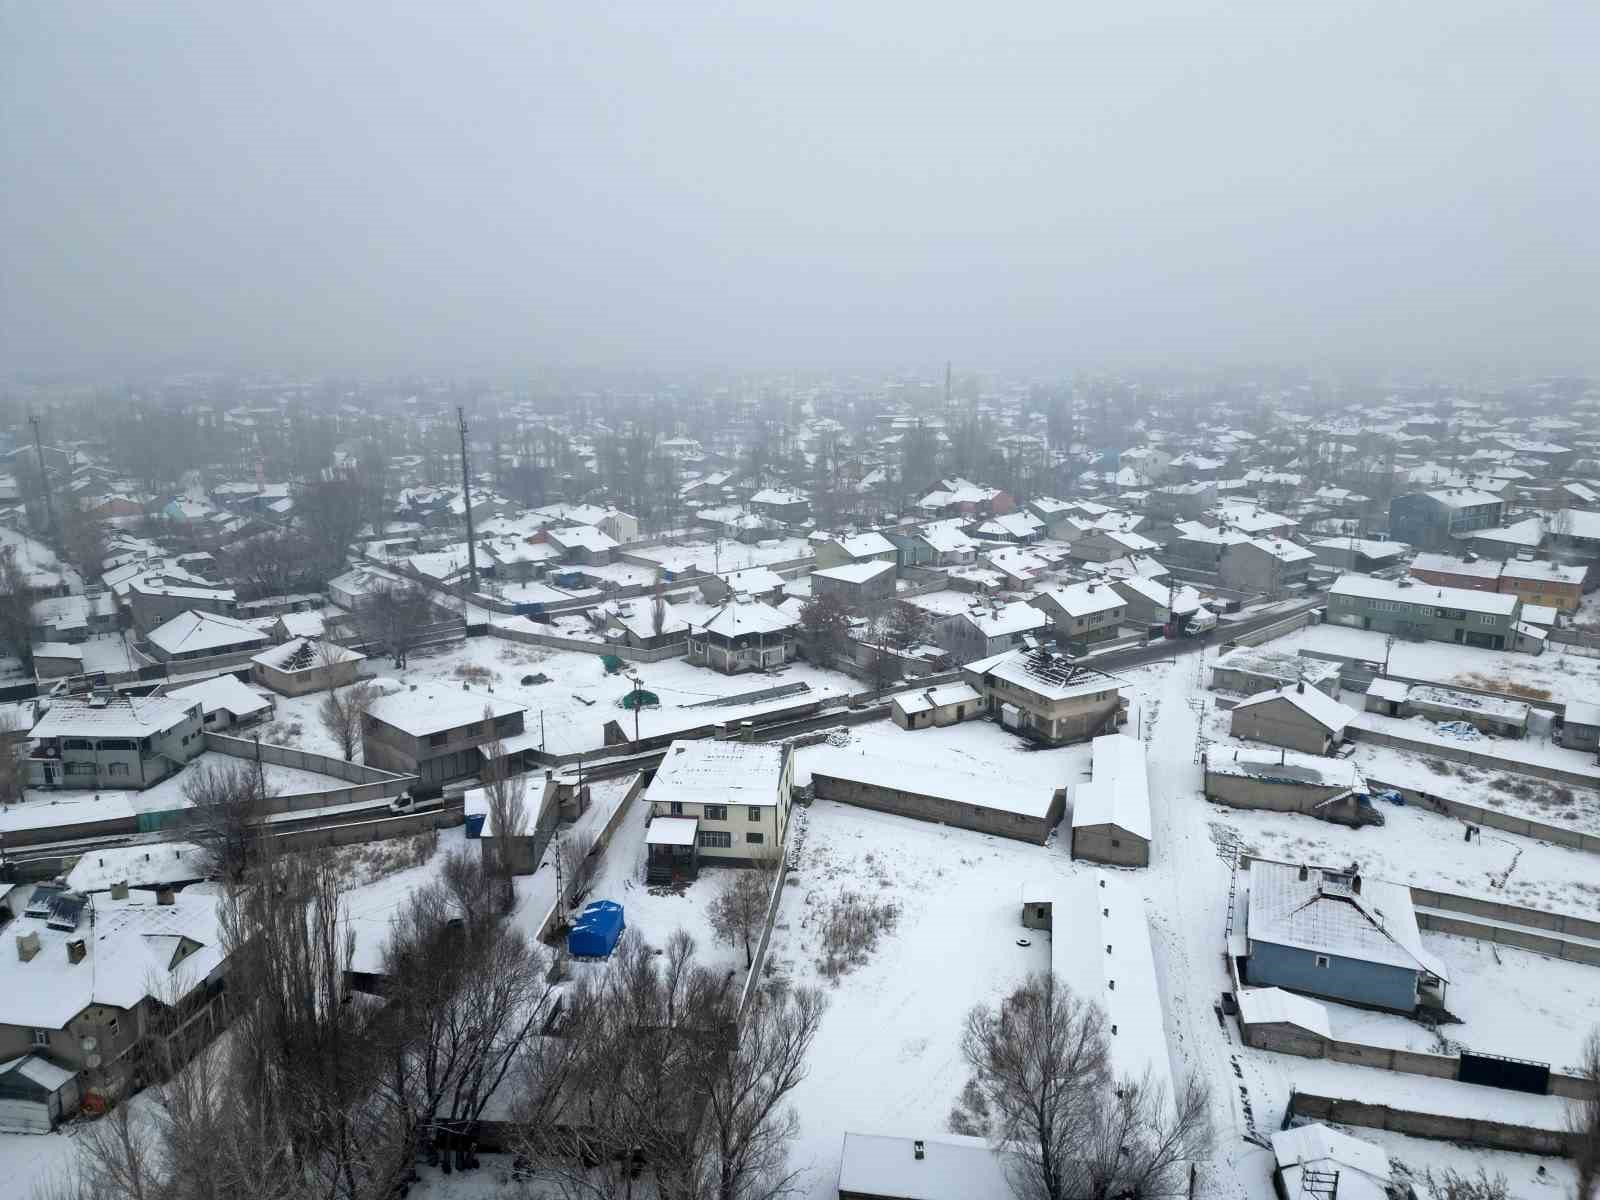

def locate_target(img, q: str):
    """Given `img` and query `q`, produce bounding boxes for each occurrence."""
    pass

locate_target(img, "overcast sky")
[3,1,1596,374]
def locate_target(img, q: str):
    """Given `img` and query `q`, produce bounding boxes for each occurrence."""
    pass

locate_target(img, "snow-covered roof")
[806,746,1055,819]
[250,637,365,672]
[548,525,619,553]
[1458,516,1545,548]
[648,740,785,808]
[146,609,269,656]
[1365,677,1410,703]
[644,816,699,847]
[891,682,981,716]
[967,648,1122,704]
[1071,733,1151,841]
[917,521,977,554]
[834,531,895,559]
[0,888,226,1029]
[65,841,211,892]
[1034,581,1123,619]
[166,674,274,720]
[364,687,526,737]
[694,599,796,637]
[961,600,1048,639]
[1500,558,1586,585]
[1309,537,1408,559]
[1235,986,1331,1037]
[31,692,201,740]
[837,1133,1009,1200]
[812,560,895,585]
[748,488,808,507]
[0,1054,77,1094]
[1246,860,1448,981]
[717,566,784,594]
[1244,537,1315,564]
[1328,574,1519,616]
[1411,552,1503,580]
[1271,1124,1391,1200]
[1233,684,1355,734]
[1205,745,1362,790]
[1423,487,1503,509]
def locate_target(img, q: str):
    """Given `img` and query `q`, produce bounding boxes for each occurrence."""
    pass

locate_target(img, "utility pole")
[457,406,480,596]
[29,415,56,543]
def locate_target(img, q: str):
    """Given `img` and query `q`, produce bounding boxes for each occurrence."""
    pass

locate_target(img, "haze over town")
[1,4,1598,1200]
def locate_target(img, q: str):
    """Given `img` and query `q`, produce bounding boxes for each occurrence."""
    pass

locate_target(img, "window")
[1314,955,1331,969]
[746,832,764,845]
[32,1029,49,1047]
[1110,838,1121,848]
[494,714,517,734]
[428,732,448,748]
[748,806,762,821]
[704,805,728,821]
[63,738,92,751]
[669,801,684,816]
[65,762,95,776]
[107,1017,120,1040]
[697,831,732,849]
[108,762,130,777]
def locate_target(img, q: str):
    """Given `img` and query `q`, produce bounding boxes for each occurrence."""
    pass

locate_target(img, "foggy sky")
[3,1,1596,373]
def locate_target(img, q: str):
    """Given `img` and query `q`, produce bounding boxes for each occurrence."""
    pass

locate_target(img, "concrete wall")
[1070,823,1149,867]
[1246,940,1417,1011]
[489,622,687,663]
[1346,726,1597,789]
[1366,778,1600,856]
[1229,697,1334,755]
[1203,771,1364,824]
[811,771,1060,845]
[1239,1020,1328,1058]
[1220,609,1315,649]
[1286,1090,1571,1157]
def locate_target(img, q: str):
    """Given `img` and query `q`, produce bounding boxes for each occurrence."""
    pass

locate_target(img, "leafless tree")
[1418,1167,1512,1200]
[318,679,376,762]
[480,714,528,906]
[556,828,598,909]
[0,709,25,807]
[1572,1027,1600,1200]
[953,972,1212,1200]
[363,582,435,668]
[0,546,34,672]
[707,855,780,969]
[182,758,273,883]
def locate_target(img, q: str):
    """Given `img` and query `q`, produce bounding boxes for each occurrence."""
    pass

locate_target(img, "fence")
[1285,1091,1573,1156]
[738,858,790,1019]
[1345,725,1598,789]
[1366,777,1600,856]
[488,621,687,663]
[269,804,462,853]
[1221,608,1317,649]
[204,732,416,814]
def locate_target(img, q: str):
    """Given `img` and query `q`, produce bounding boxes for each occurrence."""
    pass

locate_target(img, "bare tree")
[0,546,34,673]
[707,855,780,969]
[182,758,273,883]
[555,828,597,909]
[953,972,1212,1200]
[480,714,528,907]
[1418,1167,1512,1200]
[1572,1027,1600,1200]
[363,582,435,668]
[318,679,376,762]
[796,593,850,669]
[0,709,25,808]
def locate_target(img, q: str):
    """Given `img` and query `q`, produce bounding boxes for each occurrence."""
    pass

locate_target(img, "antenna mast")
[30,415,56,543]
[457,406,480,596]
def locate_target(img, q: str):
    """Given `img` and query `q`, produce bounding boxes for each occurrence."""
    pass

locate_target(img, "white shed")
[0,1055,79,1133]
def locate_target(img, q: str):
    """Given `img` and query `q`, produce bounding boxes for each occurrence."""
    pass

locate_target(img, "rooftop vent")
[66,939,86,965]
[15,932,40,962]
[913,1141,925,1161]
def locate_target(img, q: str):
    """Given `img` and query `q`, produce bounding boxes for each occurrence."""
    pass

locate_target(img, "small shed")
[568,900,626,958]
[1069,733,1152,867]
[1363,677,1409,717]
[645,816,700,885]
[1270,1124,1392,1200]
[1228,682,1355,756]
[890,682,982,730]
[0,1055,80,1133]
[1560,700,1600,753]
[1236,987,1331,1057]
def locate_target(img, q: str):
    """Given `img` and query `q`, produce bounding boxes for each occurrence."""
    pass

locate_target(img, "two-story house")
[1388,488,1505,550]
[1027,582,1126,648]
[362,687,528,788]
[644,739,792,881]
[27,692,205,790]
[961,647,1124,746]
[1325,574,1522,652]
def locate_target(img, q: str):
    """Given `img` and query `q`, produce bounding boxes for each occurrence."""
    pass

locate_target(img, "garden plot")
[765,800,1075,1200]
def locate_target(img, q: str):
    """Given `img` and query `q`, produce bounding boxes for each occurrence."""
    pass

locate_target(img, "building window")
[698,831,732,849]
[669,802,683,816]
[704,805,728,821]
[32,1028,49,1047]
[108,762,130,777]
[65,762,95,776]
[107,1016,119,1040]
[748,806,762,821]
[1314,954,1331,969]
[428,732,448,748]
[746,832,764,845]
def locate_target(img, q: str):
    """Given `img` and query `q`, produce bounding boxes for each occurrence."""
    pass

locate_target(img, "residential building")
[813,531,898,570]
[1210,646,1342,699]
[645,740,791,877]
[1165,521,1252,572]
[362,687,527,788]
[1070,733,1151,867]
[1408,552,1502,592]
[544,525,618,565]
[165,675,274,732]
[1243,860,1450,1013]
[1498,558,1585,612]
[27,692,205,790]
[30,590,119,644]
[250,638,366,697]
[603,597,691,652]
[1559,700,1600,753]
[1228,683,1355,755]
[1218,538,1315,595]
[0,883,231,1102]
[946,599,1049,663]
[1307,537,1409,574]
[811,560,896,609]
[1027,582,1126,647]
[1388,488,1505,550]
[1271,1125,1392,1200]
[126,574,238,632]
[699,566,786,605]
[686,599,797,673]
[1325,575,1521,651]
[961,646,1123,746]
[890,682,982,730]
[1068,527,1161,564]
[144,609,270,664]
[747,489,812,524]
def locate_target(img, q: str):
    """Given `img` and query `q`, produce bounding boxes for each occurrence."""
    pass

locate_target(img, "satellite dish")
[85,1053,102,1069]
[79,1036,97,1053]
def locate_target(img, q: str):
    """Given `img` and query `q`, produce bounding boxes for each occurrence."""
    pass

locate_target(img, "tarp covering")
[567,900,625,958]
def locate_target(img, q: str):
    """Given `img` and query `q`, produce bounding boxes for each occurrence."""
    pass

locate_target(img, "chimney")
[156,887,176,906]
[66,939,86,965]
[16,932,40,962]
[1296,679,1305,694]
[1351,874,1362,895]
[913,1140,925,1161]
[1298,865,1308,881]
[110,880,129,901]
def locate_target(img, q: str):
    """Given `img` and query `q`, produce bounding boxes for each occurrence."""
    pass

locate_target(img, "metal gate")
[1458,1050,1549,1095]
